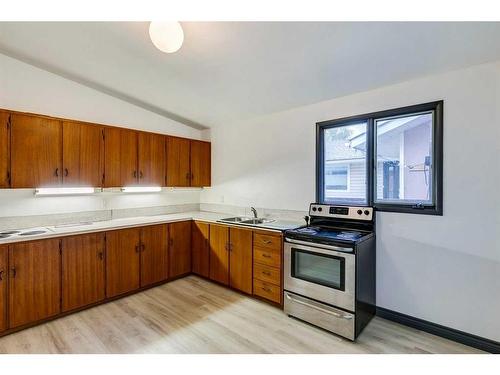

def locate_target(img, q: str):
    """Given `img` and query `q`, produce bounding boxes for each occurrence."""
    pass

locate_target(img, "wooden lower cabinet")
[141,224,168,287]
[229,227,253,294]
[106,228,141,298]
[209,224,230,285]
[0,245,7,332]
[168,221,192,278]
[62,233,106,312]
[8,239,61,328]
[253,230,283,305]
[192,221,210,278]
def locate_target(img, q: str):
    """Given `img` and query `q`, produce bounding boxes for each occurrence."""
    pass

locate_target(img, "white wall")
[202,61,500,341]
[0,53,203,217]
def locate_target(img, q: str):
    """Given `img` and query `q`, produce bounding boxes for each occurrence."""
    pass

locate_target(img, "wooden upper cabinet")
[11,114,62,188]
[169,221,192,278]
[0,245,7,332]
[192,221,210,278]
[166,136,191,187]
[229,227,253,294]
[61,233,106,312]
[9,239,61,328]
[62,121,104,187]
[140,224,168,287]
[190,140,211,187]
[0,112,10,188]
[104,127,138,187]
[138,132,165,186]
[105,228,141,298]
[209,224,230,285]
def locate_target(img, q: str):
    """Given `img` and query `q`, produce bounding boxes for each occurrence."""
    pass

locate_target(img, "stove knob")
[318,207,322,212]
[312,207,317,212]
[364,210,370,216]
[357,209,363,215]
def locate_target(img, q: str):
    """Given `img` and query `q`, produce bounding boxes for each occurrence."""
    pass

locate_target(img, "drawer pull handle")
[0,270,3,281]
[262,240,272,244]
[285,293,353,320]
[262,287,272,293]
[262,254,271,258]
[262,271,271,276]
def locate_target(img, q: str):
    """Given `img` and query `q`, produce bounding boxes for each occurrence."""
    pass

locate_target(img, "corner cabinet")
[0,245,7,332]
[10,114,62,188]
[190,140,211,187]
[0,112,10,188]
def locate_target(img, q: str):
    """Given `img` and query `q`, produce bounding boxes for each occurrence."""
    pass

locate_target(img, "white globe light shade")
[149,22,184,53]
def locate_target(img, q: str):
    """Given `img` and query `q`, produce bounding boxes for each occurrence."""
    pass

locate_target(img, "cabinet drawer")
[253,279,281,304]
[254,263,281,286]
[253,246,281,267]
[253,233,281,250]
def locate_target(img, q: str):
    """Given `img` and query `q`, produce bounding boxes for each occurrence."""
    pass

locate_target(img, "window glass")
[323,122,367,205]
[375,112,433,204]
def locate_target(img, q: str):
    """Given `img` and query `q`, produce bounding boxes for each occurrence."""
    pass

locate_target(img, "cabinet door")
[166,136,190,187]
[0,112,10,188]
[192,221,210,278]
[9,239,61,328]
[229,227,253,294]
[190,140,211,187]
[138,132,165,186]
[140,224,168,287]
[209,224,230,285]
[0,245,7,332]
[11,114,62,188]
[169,221,192,278]
[62,121,104,187]
[104,128,138,187]
[106,228,141,298]
[62,233,105,312]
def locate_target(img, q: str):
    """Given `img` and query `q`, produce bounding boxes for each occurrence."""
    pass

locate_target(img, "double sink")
[218,216,275,226]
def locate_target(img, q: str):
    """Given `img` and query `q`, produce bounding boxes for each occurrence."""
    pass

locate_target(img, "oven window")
[291,248,345,290]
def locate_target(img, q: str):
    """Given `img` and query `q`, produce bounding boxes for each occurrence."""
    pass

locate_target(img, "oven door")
[284,239,355,312]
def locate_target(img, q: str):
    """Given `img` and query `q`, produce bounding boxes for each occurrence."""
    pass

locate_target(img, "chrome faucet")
[250,207,258,218]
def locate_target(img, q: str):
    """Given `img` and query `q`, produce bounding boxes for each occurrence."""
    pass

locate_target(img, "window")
[325,165,349,191]
[319,122,368,205]
[317,101,443,215]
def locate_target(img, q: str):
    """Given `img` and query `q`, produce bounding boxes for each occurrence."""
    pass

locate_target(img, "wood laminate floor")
[0,276,483,354]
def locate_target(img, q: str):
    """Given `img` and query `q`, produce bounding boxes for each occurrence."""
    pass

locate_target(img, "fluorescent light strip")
[35,187,97,196]
[120,187,162,193]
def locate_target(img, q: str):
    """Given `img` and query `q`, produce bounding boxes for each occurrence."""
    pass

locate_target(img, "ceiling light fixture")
[149,21,184,53]
[121,187,162,193]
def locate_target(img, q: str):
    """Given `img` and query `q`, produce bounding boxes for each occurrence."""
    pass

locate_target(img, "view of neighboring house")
[324,112,433,204]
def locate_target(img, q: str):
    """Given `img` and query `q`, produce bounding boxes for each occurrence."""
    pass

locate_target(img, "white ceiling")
[1,22,500,129]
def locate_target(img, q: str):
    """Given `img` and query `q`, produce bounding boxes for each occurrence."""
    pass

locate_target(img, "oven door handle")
[285,293,353,320]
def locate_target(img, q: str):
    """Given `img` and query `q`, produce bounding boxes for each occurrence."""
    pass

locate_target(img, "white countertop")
[0,211,303,244]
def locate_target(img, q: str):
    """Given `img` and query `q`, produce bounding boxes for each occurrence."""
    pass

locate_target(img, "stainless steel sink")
[241,218,275,225]
[219,216,252,223]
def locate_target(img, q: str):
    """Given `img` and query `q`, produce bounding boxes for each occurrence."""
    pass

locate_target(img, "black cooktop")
[285,225,371,245]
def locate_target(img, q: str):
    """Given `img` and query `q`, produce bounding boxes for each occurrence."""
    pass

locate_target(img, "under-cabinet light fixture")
[34,187,97,196]
[120,187,162,193]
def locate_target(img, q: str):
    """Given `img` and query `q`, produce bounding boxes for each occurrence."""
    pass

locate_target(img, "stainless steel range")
[283,204,376,340]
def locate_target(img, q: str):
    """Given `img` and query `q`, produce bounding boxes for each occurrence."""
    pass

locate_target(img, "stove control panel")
[309,204,373,221]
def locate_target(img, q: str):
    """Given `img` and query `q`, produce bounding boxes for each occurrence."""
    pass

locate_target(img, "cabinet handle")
[141,243,145,252]
[169,238,174,247]
[190,173,194,180]
[64,168,69,177]
[0,270,3,281]
[139,171,143,179]
[98,251,104,260]
[262,287,272,293]
[11,268,16,278]
[185,172,190,180]
[135,244,140,253]
[133,170,137,178]
[262,253,271,258]
[262,271,271,276]
[262,240,272,244]
[54,168,59,177]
